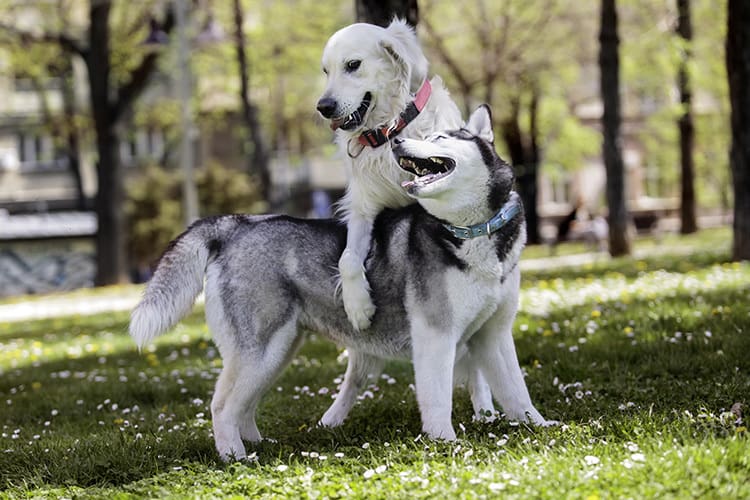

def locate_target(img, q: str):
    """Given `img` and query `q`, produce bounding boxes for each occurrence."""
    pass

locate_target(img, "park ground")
[0,226,748,498]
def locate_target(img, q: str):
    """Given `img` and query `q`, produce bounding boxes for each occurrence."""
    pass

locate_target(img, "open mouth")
[397,154,455,190]
[330,92,372,131]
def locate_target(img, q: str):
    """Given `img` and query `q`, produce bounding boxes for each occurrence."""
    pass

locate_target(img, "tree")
[232,0,271,202]
[86,2,174,284]
[726,0,750,260]
[356,0,419,27]
[0,1,174,285]
[599,0,631,256]
[420,0,596,245]
[500,87,542,244]
[677,0,697,234]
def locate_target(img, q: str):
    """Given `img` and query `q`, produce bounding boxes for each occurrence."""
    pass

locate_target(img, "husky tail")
[129,216,236,349]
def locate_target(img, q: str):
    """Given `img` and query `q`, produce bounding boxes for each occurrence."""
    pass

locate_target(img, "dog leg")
[320,350,384,427]
[211,357,247,461]
[471,271,553,426]
[211,319,302,461]
[468,367,496,423]
[238,327,306,443]
[453,350,496,421]
[411,318,457,440]
[339,214,376,330]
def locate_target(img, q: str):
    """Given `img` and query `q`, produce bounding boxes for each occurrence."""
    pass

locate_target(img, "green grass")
[1,228,748,498]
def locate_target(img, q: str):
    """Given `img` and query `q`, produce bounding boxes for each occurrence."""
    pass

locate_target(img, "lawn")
[1,228,748,498]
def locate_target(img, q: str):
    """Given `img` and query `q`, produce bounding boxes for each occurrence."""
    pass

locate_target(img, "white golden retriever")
[317,19,463,330]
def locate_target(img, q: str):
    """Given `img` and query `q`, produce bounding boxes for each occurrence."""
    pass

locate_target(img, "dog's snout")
[392,137,405,145]
[316,97,337,118]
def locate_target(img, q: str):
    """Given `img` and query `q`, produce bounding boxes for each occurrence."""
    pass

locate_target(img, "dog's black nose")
[392,137,404,145]
[317,97,337,118]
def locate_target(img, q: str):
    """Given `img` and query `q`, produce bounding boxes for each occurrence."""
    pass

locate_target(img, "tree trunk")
[598,0,631,256]
[355,0,419,27]
[677,0,697,234]
[501,92,541,245]
[87,1,127,285]
[526,85,541,245]
[726,0,750,260]
[233,0,271,203]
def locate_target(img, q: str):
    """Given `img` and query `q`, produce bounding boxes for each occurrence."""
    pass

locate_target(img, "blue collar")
[442,192,521,239]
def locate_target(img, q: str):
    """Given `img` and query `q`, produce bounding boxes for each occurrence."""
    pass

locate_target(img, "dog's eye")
[345,60,361,72]
[322,67,328,75]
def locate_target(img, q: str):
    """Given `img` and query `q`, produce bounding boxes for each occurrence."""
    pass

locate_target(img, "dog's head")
[317,19,428,134]
[392,105,515,223]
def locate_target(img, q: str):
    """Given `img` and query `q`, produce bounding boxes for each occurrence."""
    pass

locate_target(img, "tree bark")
[232,0,271,203]
[501,91,541,245]
[726,0,750,260]
[677,0,697,234]
[598,0,631,256]
[355,0,419,27]
[86,1,128,285]
[85,3,173,285]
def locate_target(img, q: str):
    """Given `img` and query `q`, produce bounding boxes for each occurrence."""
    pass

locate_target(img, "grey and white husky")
[130,106,554,461]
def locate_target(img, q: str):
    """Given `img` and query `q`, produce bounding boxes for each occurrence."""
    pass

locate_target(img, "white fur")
[319,20,463,330]
[129,232,209,349]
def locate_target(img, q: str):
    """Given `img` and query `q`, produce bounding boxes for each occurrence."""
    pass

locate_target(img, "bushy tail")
[129,218,223,349]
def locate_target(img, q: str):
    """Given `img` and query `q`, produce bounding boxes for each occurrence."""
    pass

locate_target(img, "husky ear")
[380,18,429,93]
[465,105,494,143]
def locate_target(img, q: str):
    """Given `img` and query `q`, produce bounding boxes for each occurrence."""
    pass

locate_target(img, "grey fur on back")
[131,200,523,359]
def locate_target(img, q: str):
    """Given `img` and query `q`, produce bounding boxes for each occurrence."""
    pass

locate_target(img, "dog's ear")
[466,105,494,143]
[380,18,429,94]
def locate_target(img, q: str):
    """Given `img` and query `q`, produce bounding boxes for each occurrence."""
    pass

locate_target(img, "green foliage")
[196,161,268,216]
[0,0,735,213]
[0,230,748,497]
[188,0,351,157]
[539,98,601,173]
[125,163,265,265]
[620,0,730,208]
[420,0,603,178]
[125,165,182,266]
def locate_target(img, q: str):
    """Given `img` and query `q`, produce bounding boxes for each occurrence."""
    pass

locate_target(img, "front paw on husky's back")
[338,249,376,330]
[341,276,376,330]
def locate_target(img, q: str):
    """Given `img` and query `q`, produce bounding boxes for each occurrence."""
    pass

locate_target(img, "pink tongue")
[330,118,343,131]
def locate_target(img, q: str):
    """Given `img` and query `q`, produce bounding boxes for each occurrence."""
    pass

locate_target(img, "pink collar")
[358,79,432,148]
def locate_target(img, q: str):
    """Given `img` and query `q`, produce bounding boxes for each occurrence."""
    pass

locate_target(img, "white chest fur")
[444,234,524,335]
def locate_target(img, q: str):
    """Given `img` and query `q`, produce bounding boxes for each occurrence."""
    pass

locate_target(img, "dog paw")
[341,280,376,331]
[345,303,375,331]
[319,409,347,428]
[538,419,560,427]
[217,446,247,462]
[423,425,457,441]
